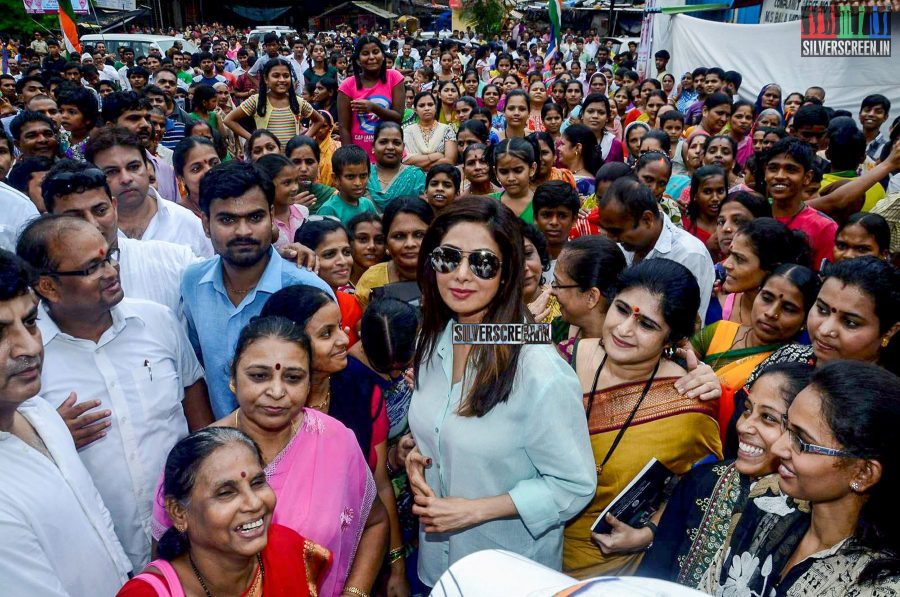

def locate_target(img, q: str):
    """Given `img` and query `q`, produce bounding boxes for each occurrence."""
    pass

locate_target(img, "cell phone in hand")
[299,180,312,193]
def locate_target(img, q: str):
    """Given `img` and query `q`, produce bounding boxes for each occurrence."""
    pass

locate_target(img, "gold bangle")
[342,588,370,597]
[388,546,405,564]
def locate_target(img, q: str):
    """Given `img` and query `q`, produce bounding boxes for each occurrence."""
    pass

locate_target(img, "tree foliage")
[0,7,58,41]
[459,0,514,36]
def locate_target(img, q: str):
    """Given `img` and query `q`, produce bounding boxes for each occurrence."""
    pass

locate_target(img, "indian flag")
[544,0,562,62]
[58,0,82,55]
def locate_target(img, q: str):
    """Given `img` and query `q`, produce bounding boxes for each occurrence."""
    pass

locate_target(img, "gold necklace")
[307,382,332,410]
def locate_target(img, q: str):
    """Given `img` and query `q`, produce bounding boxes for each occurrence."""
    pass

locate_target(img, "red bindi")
[240,471,246,478]
[275,363,281,370]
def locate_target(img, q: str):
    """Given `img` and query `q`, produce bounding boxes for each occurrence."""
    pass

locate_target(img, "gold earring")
[175,523,185,533]
[882,336,890,348]
[229,380,236,393]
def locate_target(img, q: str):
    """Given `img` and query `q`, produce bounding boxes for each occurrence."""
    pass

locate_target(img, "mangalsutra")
[189,553,265,597]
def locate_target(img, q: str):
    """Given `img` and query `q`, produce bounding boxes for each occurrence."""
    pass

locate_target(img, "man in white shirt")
[86,127,214,257]
[0,182,39,252]
[116,46,136,91]
[16,215,213,569]
[41,160,200,314]
[596,177,715,318]
[0,250,132,597]
[100,90,181,202]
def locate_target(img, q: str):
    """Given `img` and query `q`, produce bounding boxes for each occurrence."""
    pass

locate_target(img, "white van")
[80,34,198,57]
[248,27,298,45]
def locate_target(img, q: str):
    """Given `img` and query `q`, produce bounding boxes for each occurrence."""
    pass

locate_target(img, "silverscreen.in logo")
[801,1,891,57]
[452,323,552,345]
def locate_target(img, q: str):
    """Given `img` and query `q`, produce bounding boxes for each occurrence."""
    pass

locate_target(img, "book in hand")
[591,458,677,534]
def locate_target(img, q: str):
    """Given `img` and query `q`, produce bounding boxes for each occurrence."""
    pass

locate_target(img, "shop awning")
[315,1,399,20]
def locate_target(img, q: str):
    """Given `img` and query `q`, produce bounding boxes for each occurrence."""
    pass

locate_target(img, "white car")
[80,34,198,57]
[248,27,298,45]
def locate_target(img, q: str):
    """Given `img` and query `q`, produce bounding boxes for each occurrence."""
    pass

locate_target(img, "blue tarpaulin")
[228,5,292,21]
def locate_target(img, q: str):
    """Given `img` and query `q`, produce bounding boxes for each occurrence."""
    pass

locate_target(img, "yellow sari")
[563,375,722,578]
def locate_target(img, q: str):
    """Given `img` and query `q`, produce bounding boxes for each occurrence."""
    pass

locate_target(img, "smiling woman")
[124,425,332,597]
[404,197,596,589]
[564,259,721,578]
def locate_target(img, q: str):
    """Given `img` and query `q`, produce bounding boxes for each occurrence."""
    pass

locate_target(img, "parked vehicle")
[81,34,198,56]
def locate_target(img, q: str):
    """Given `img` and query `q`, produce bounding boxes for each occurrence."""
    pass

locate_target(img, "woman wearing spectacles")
[402,197,596,590]
[702,360,900,595]
[637,361,814,588]
[563,259,723,578]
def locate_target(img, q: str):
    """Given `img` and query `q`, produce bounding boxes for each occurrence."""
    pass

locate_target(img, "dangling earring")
[882,336,890,348]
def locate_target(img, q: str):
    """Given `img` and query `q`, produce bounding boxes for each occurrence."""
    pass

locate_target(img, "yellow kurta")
[563,378,722,578]
[354,262,391,310]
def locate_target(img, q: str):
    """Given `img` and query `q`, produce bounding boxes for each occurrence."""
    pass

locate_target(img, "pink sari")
[152,409,376,597]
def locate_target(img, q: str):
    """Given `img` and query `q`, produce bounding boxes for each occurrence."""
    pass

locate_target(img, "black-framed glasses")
[429,246,502,280]
[781,415,858,458]
[549,279,580,290]
[46,248,120,278]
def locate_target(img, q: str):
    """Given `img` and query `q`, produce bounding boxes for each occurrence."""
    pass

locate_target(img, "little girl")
[489,137,537,223]
[189,84,228,147]
[684,164,727,247]
[255,153,309,247]
[226,58,324,150]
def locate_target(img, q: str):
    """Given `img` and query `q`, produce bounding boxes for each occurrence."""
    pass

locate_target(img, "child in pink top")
[338,36,406,161]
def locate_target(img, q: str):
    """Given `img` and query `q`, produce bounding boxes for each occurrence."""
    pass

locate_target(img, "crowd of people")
[1,16,899,597]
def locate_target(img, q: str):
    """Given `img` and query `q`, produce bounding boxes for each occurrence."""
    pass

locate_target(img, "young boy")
[533,181,579,271]
[127,66,150,93]
[424,163,460,213]
[764,137,837,270]
[318,145,378,225]
[659,110,685,157]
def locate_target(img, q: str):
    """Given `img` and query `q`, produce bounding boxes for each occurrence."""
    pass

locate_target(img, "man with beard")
[86,127,211,257]
[100,91,179,202]
[0,249,132,596]
[15,216,212,570]
[180,161,334,418]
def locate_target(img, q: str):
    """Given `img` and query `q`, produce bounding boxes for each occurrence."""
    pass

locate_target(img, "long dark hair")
[414,197,527,417]
[813,361,900,584]
[563,123,603,176]
[351,35,388,90]
[361,297,419,374]
[157,427,263,560]
[257,58,301,118]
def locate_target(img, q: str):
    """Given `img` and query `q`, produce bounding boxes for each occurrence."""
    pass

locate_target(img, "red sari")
[117,524,332,597]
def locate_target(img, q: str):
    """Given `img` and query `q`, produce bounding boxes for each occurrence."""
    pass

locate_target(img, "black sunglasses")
[429,246,502,280]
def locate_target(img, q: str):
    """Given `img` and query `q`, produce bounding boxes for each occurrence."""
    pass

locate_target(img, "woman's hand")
[396,434,416,469]
[350,99,376,113]
[591,514,654,555]
[294,190,317,209]
[412,495,478,534]
[673,347,722,402]
[405,446,435,498]
[528,286,553,322]
[403,368,415,389]
[386,563,411,597]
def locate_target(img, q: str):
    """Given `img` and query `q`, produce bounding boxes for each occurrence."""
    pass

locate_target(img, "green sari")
[367,163,426,212]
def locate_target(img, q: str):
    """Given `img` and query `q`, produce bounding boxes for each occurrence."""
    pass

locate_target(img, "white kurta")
[37,298,204,570]
[0,398,131,596]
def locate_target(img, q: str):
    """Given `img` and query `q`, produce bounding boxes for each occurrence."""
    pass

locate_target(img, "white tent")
[650,14,900,131]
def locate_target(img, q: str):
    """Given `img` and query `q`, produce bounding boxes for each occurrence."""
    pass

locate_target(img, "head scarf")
[754,83,783,117]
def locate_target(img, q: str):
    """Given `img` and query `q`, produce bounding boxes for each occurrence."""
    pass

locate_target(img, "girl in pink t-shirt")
[338,35,406,161]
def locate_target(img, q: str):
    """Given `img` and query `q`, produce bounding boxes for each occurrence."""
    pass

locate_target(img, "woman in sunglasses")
[403,197,596,590]
[702,361,900,596]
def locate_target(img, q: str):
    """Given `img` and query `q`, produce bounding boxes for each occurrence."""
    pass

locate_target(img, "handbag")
[370,281,422,308]
[133,559,186,597]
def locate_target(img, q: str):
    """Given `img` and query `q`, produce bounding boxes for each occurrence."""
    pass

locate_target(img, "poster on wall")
[760,0,801,23]
[23,0,59,13]
[635,0,658,80]
[94,0,137,9]
[22,0,90,13]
